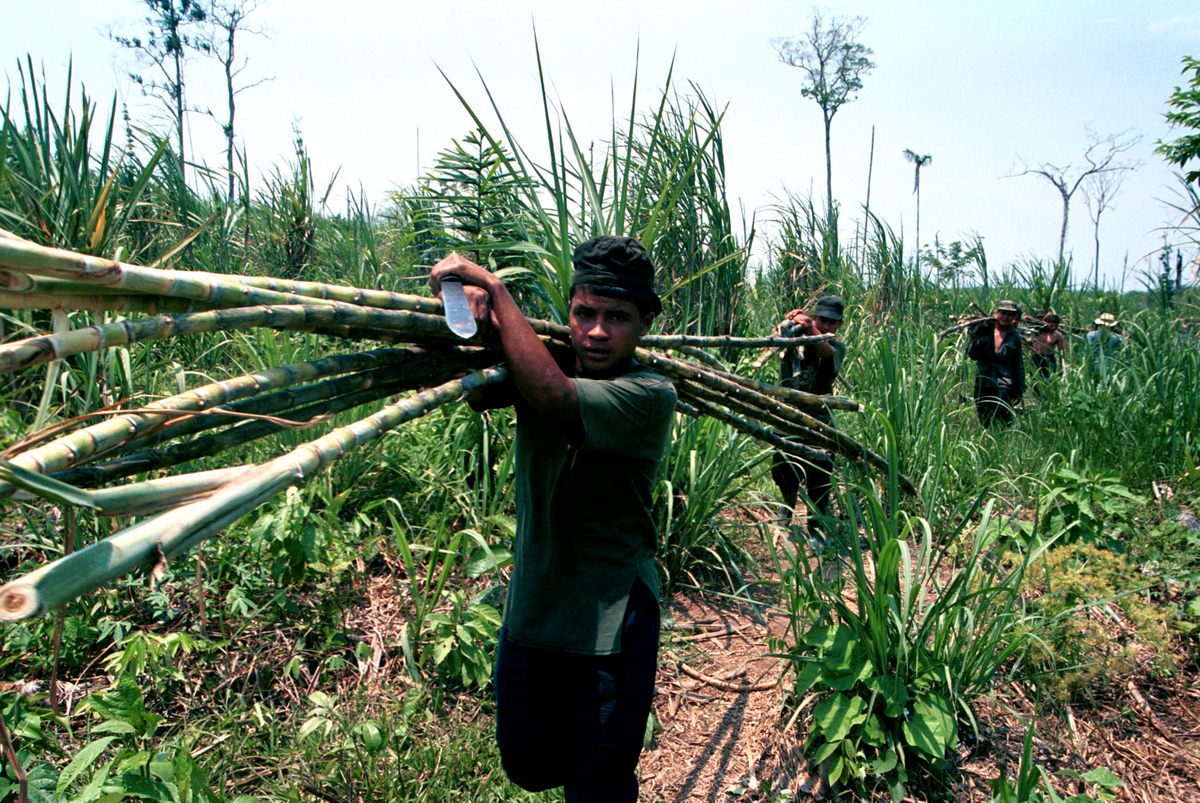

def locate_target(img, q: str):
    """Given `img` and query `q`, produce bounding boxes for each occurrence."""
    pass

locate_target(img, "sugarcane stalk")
[237,275,443,315]
[704,361,862,413]
[749,319,800,370]
[0,366,509,622]
[675,378,840,453]
[0,234,338,310]
[647,351,914,493]
[83,349,499,461]
[700,362,864,412]
[10,466,251,516]
[641,332,834,349]
[636,347,858,414]
[0,346,449,498]
[52,355,496,488]
[0,289,212,315]
[937,316,990,340]
[665,344,726,371]
[674,396,830,464]
[0,303,476,375]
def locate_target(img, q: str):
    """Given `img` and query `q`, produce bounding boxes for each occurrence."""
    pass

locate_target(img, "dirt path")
[639,519,815,802]
[641,586,796,802]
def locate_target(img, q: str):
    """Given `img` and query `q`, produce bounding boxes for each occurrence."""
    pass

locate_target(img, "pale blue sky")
[4,0,1198,287]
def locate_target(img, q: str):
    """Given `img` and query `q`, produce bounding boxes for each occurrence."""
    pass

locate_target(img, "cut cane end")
[0,582,39,622]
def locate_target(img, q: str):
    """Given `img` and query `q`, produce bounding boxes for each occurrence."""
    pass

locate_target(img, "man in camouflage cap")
[968,299,1025,427]
[770,294,847,542]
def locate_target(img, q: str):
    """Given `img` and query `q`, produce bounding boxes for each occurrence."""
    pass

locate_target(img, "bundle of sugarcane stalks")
[0,231,911,623]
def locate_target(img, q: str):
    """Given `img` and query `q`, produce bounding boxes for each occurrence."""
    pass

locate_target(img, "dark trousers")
[974,377,1017,428]
[771,449,835,519]
[494,580,659,802]
[1030,352,1058,377]
[975,393,1014,427]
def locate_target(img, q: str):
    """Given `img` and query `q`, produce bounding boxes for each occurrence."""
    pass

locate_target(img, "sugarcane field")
[3,4,1200,802]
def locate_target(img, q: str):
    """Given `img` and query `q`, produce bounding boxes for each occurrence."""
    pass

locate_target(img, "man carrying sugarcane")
[968,299,1025,427]
[770,295,846,542]
[1087,312,1123,379]
[1030,312,1066,378]
[430,235,675,803]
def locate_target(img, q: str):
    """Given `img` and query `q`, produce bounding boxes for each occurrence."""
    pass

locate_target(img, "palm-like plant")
[902,149,932,276]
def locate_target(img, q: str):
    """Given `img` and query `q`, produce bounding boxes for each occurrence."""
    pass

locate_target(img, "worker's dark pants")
[974,386,1016,428]
[772,448,835,520]
[494,580,658,803]
[1030,352,1058,378]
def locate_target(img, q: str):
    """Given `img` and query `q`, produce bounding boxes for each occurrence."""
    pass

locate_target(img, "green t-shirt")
[504,365,676,655]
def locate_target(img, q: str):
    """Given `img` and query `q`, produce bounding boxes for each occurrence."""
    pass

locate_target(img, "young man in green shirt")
[430,235,676,802]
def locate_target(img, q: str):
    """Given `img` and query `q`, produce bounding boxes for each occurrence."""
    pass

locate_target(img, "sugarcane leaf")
[0,459,97,508]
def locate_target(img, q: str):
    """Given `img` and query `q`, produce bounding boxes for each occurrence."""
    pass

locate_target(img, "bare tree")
[1016,129,1140,265]
[111,0,211,183]
[902,149,932,274]
[202,0,271,203]
[1082,167,1127,289]
[773,11,875,220]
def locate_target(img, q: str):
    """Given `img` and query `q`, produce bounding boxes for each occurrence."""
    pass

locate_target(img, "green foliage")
[1021,543,1173,703]
[1033,457,1146,551]
[404,128,535,273]
[0,56,166,254]
[421,590,502,689]
[251,131,335,280]
[1157,55,1200,185]
[1,678,233,803]
[655,415,758,593]
[775,442,1042,799]
[4,31,1200,803]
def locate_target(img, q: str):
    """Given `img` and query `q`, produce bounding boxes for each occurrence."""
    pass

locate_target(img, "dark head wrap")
[571,235,662,315]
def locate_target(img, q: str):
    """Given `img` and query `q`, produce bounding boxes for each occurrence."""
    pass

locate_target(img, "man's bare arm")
[430,254,579,420]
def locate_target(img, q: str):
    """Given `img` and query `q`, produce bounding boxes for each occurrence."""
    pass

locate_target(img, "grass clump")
[1021,543,1174,704]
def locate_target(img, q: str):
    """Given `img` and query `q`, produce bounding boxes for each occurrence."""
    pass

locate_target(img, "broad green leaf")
[1081,766,1123,789]
[902,693,957,758]
[861,713,887,747]
[432,635,455,666]
[467,546,513,577]
[92,720,138,735]
[794,661,824,693]
[871,746,898,775]
[813,693,867,743]
[826,656,873,691]
[297,716,330,741]
[866,675,910,717]
[810,738,841,765]
[358,721,385,753]
[827,754,846,786]
[58,736,117,796]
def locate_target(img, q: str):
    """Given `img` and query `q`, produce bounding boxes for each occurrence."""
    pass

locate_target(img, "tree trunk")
[225,26,237,204]
[862,125,874,271]
[914,179,921,278]
[823,111,834,222]
[173,47,186,185]
[1057,192,1069,265]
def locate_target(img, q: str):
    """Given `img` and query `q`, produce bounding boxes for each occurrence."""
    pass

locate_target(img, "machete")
[440,276,478,339]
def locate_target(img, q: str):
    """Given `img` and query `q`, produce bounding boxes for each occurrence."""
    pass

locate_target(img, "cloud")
[1147,12,1200,39]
